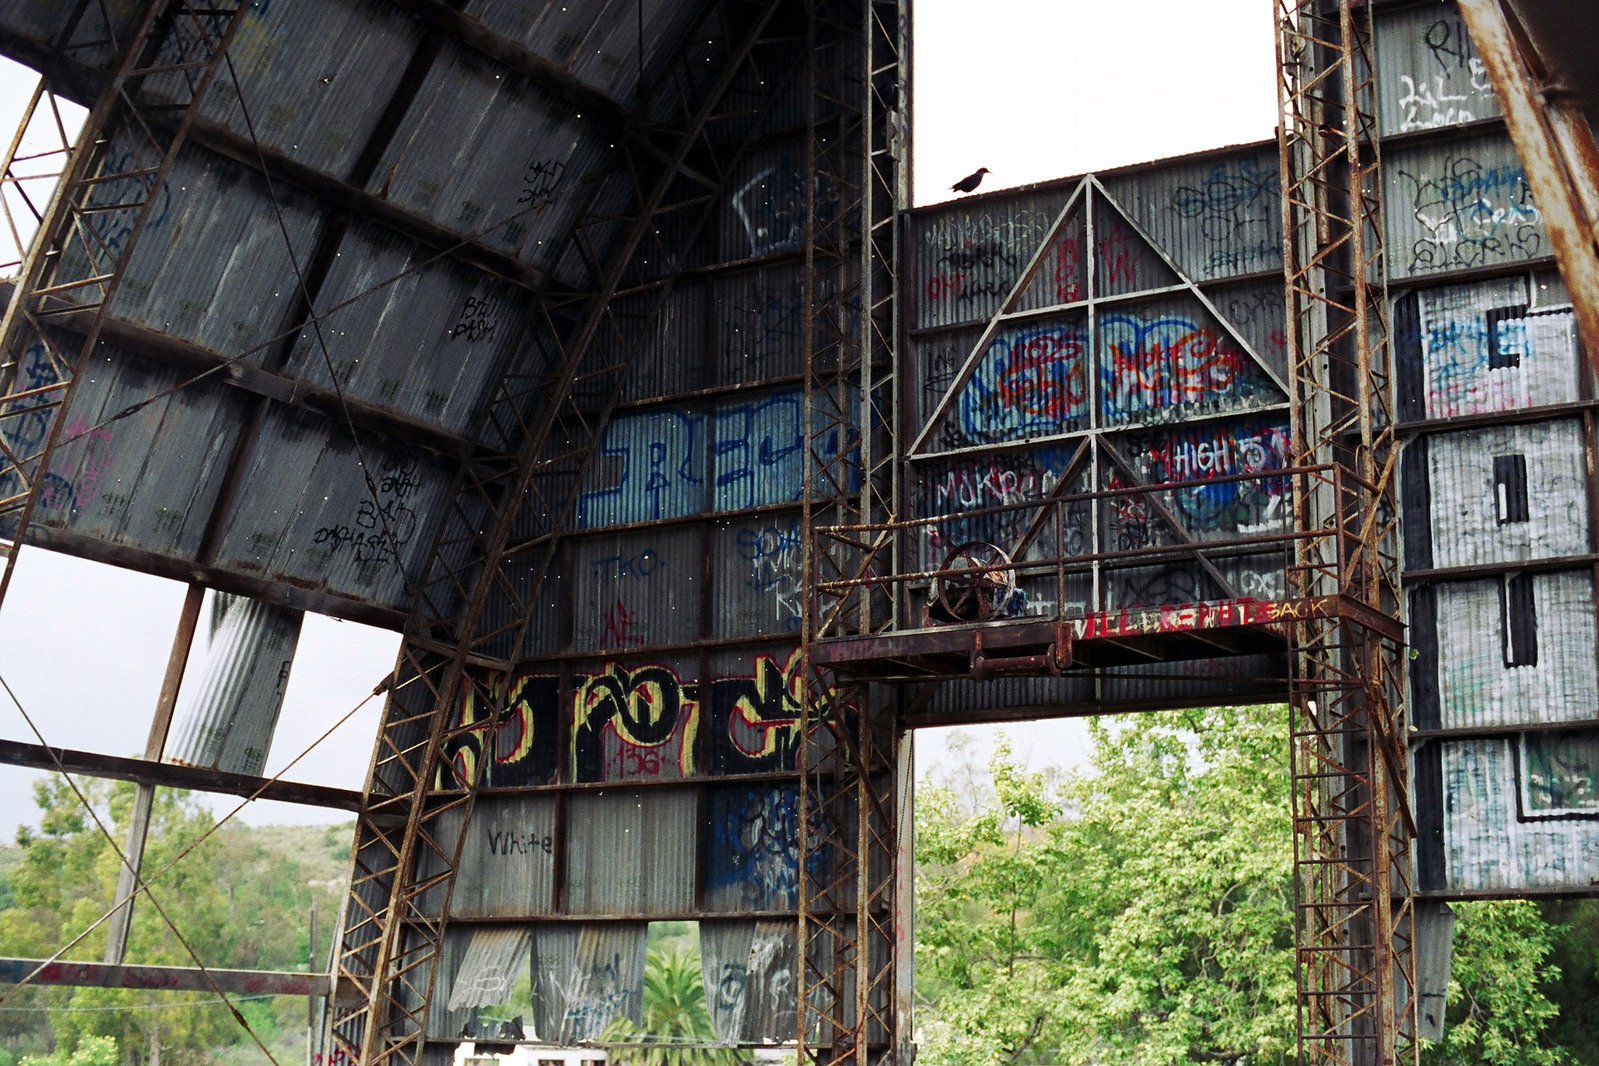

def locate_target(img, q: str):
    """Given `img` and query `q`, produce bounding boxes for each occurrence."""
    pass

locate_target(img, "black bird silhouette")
[951,167,990,194]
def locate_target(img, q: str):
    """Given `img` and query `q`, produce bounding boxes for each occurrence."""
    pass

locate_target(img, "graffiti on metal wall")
[705,786,807,910]
[442,652,808,786]
[949,322,1091,446]
[437,672,562,790]
[1391,149,1543,274]
[915,448,1077,559]
[732,520,805,633]
[1439,738,1599,891]
[1386,12,1496,133]
[572,662,699,782]
[1169,157,1280,276]
[1399,275,1578,420]
[1099,311,1277,425]
[578,388,845,528]
[1114,420,1290,537]
[708,649,807,774]
[1421,421,1589,569]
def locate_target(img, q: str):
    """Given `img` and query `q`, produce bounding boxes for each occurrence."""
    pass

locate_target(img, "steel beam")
[0,738,365,811]
[0,958,331,998]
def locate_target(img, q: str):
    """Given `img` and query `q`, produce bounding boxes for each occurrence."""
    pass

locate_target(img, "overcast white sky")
[0,0,1279,834]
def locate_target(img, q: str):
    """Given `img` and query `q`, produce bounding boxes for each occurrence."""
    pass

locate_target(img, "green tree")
[915,706,1578,1066]
[602,945,741,1066]
[0,777,338,1065]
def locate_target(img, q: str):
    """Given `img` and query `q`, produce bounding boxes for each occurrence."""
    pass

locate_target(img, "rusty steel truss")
[798,0,906,1064]
[1277,2,1418,1064]
[0,1,247,611]
[324,3,839,1066]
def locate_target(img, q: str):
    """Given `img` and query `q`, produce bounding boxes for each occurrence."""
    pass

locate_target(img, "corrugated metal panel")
[706,648,803,775]
[721,141,813,262]
[1384,131,1547,280]
[914,186,1076,329]
[212,406,452,610]
[1428,572,1598,730]
[1422,419,1589,567]
[166,592,303,776]
[1205,279,1290,385]
[1102,147,1282,282]
[712,386,810,511]
[704,784,801,911]
[1374,2,1501,137]
[1091,196,1178,298]
[66,140,325,360]
[566,0,694,103]
[1109,416,1291,501]
[427,925,533,1040]
[564,788,697,913]
[452,796,559,919]
[189,0,418,178]
[1439,735,1599,892]
[571,527,703,653]
[915,326,983,436]
[916,674,1095,722]
[923,313,1090,450]
[281,221,526,436]
[446,927,531,1011]
[1099,652,1287,706]
[530,924,646,1043]
[571,656,700,783]
[701,919,797,1044]
[16,340,247,559]
[603,284,706,403]
[711,514,804,639]
[1407,274,1579,419]
[576,405,708,528]
[1101,295,1285,426]
[372,40,613,273]
[714,264,806,387]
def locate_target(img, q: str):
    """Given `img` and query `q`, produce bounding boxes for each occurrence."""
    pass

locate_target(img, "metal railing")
[811,463,1375,642]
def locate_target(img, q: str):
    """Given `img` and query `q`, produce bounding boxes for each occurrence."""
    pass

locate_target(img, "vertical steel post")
[1277,2,1417,1064]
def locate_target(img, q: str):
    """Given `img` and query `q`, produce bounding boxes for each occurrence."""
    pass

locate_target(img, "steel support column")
[799,0,905,1063]
[1277,3,1417,1064]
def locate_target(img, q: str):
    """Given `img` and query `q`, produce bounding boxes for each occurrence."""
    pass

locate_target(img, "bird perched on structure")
[951,167,990,194]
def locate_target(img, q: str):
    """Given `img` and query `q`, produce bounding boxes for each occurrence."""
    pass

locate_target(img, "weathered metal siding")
[211,407,450,608]
[1383,131,1546,280]
[914,187,1075,329]
[576,405,709,529]
[1416,420,1589,568]
[449,796,559,919]
[701,919,798,1044]
[1431,736,1599,892]
[70,142,327,360]
[1373,3,1501,137]
[604,285,706,403]
[1413,572,1598,731]
[714,264,806,386]
[1101,147,1283,282]
[282,222,528,436]
[197,0,418,179]
[530,924,647,1042]
[166,592,303,777]
[564,789,697,913]
[19,341,247,558]
[570,656,700,783]
[570,528,703,653]
[0,3,141,68]
[374,41,613,274]
[703,784,802,911]
[1396,271,1580,421]
[720,142,812,263]
[710,514,805,639]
